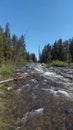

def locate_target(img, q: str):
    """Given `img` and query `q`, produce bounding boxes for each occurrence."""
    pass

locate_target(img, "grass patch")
[0,63,13,78]
[50,60,68,67]
[0,60,27,79]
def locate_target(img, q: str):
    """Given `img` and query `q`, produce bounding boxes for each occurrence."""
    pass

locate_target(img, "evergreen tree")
[1,22,73,66]
[17,35,26,57]
[26,52,31,62]
[3,23,12,61]
[69,38,73,62]
[0,26,3,65]
[13,35,26,66]
[12,34,18,62]
[57,39,63,61]
[51,41,58,60]
[63,40,69,61]
[40,44,51,63]
[30,53,37,62]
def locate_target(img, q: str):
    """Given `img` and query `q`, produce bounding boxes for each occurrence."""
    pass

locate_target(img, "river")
[0,63,73,130]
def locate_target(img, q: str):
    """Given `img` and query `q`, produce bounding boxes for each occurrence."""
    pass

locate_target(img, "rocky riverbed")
[0,63,73,130]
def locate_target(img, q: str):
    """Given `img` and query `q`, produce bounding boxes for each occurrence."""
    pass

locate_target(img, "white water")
[19,63,73,100]
[31,63,73,100]
[21,108,44,123]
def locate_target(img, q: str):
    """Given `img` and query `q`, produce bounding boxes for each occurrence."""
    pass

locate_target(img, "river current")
[0,63,73,130]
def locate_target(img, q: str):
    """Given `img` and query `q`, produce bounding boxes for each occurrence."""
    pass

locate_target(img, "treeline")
[39,38,73,64]
[0,23,37,67]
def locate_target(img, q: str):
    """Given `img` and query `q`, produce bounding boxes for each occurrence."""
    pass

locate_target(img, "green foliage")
[0,26,3,64]
[0,23,31,74]
[3,23,12,61]
[50,60,68,67]
[69,38,73,62]
[26,52,31,61]
[30,53,37,62]
[40,44,51,63]
[39,38,73,65]
[0,62,14,77]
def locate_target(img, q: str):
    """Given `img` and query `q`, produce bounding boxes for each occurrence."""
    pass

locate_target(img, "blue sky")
[0,0,73,58]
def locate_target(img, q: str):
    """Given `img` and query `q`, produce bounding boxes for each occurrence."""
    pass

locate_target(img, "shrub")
[0,62,14,77]
[50,60,68,67]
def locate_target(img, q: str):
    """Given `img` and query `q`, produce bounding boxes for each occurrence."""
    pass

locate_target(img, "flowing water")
[0,63,73,130]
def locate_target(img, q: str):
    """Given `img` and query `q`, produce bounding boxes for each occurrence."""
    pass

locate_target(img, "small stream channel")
[0,63,73,130]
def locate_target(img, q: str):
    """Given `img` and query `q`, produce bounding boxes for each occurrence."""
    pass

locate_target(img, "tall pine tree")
[3,23,12,61]
[0,26,3,65]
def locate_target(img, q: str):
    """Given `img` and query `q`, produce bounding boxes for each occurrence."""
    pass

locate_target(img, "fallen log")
[0,78,14,84]
[0,71,40,84]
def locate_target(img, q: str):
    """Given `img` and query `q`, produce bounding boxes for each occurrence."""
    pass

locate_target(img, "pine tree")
[16,35,26,59]
[40,44,51,63]
[51,41,58,60]
[0,26,3,65]
[63,40,69,61]
[57,39,63,61]
[3,23,12,61]
[12,35,26,66]
[12,34,18,62]
[30,53,37,62]
[69,38,73,62]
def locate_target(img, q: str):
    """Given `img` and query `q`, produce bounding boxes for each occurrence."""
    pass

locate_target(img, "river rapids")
[0,63,73,130]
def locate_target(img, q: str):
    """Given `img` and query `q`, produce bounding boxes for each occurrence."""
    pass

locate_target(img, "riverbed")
[0,63,73,130]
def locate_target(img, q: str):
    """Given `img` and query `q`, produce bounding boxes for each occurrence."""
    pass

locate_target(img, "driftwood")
[0,76,25,84]
[0,78,14,84]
